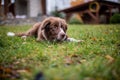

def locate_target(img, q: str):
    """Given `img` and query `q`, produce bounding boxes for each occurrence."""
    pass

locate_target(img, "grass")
[0,24,120,80]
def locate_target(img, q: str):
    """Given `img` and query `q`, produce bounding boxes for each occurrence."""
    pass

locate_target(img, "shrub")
[110,13,120,24]
[69,17,83,24]
[51,11,65,18]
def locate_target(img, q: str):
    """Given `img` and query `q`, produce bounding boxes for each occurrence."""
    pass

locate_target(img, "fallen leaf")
[64,54,83,65]
[17,69,28,73]
[64,56,73,65]
[71,54,81,64]
[17,69,30,75]
[17,68,31,77]
[0,66,20,79]
[91,37,97,41]
[105,55,114,64]
[80,59,86,63]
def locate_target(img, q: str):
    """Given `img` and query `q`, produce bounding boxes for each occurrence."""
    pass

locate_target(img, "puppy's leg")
[16,22,41,37]
[36,31,44,42]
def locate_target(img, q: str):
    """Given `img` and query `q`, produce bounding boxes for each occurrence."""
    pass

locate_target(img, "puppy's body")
[16,17,68,42]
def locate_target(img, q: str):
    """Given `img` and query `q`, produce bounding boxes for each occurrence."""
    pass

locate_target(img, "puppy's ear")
[41,20,51,30]
[64,24,68,32]
[62,21,68,32]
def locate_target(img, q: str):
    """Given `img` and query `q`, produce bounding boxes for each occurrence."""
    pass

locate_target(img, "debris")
[0,66,20,79]
[105,55,114,64]
[64,56,73,65]
[67,38,84,42]
[64,54,86,65]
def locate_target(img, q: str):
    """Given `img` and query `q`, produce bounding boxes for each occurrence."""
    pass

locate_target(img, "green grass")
[0,24,120,80]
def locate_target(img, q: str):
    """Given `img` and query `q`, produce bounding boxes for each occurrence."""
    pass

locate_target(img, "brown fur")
[16,17,68,42]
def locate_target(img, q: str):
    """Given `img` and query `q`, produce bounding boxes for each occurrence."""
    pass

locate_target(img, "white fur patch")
[57,28,66,41]
[21,36,27,41]
[7,32,15,36]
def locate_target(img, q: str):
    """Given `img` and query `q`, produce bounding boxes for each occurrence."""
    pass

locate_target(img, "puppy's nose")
[61,33,65,38]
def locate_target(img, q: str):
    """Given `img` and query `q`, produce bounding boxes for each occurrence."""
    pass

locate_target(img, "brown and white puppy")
[7,17,82,42]
[13,17,67,42]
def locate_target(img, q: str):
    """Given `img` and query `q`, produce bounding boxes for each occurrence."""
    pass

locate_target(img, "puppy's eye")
[53,25,58,29]
[55,26,58,29]
[61,26,64,30]
[55,24,57,26]
[61,26,67,32]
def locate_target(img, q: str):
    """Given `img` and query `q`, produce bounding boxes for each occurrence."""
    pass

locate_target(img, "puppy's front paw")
[21,36,27,41]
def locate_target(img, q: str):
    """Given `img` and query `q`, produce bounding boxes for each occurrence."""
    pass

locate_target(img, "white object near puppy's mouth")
[67,38,84,42]
[57,28,66,41]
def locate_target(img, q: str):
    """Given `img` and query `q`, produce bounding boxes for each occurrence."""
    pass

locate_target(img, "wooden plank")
[9,2,16,17]
[95,11,99,24]
[0,0,1,12]
[41,0,46,15]
[4,0,9,17]
[86,10,97,20]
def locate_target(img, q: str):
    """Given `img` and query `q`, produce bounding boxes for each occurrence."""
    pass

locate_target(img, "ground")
[0,24,120,80]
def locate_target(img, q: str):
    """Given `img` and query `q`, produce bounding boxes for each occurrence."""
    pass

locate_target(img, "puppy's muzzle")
[57,33,67,41]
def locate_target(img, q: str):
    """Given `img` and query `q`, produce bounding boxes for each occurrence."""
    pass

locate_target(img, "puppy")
[7,17,82,42]
[17,17,68,42]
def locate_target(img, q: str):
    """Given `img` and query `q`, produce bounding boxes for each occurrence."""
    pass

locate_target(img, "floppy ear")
[41,20,51,30]
[64,23,68,32]
[62,20,68,32]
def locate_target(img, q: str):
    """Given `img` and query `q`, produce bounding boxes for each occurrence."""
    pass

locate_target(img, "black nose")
[61,34,65,38]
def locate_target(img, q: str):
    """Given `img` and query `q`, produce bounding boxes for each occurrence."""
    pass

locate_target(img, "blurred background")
[0,0,120,25]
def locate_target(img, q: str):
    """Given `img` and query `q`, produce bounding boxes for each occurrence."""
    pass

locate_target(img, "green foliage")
[0,24,120,80]
[110,13,120,24]
[69,17,83,24]
[51,11,65,18]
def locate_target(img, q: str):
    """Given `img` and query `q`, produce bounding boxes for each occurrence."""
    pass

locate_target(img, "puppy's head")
[41,17,67,41]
